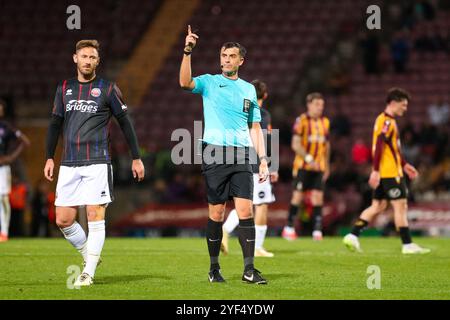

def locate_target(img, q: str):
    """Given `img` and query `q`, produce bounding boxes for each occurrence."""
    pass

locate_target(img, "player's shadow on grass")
[271,249,304,254]
[228,273,293,281]
[95,274,171,285]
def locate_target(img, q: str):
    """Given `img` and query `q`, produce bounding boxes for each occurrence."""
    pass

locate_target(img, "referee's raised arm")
[179,25,198,90]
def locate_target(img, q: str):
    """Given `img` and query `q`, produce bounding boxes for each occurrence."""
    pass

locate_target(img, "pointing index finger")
[188,25,191,34]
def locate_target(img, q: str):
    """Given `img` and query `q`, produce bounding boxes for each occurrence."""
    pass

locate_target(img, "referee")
[179,26,269,284]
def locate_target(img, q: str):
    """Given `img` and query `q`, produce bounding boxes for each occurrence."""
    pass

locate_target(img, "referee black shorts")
[201,143,253,204]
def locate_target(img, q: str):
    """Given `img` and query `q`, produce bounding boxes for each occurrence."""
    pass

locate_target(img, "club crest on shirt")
[382,120,390,133]
[91,88,101,98]
[65,89,72,96]
[243,99,251,113]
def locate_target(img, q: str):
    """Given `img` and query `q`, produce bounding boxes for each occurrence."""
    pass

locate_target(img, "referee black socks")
[238,218,255,272]
[206,218,223,271]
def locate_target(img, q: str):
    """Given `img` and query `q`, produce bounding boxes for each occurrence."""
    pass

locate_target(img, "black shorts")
[201,143,253,204]
[292,169,324,192]
[373,178,408,200]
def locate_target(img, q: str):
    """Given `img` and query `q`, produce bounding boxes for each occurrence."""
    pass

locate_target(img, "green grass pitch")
[1,237,449,300]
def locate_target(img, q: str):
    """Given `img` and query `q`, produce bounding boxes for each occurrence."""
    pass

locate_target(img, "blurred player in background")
[180,26,269,284]
[221,79,278,258]
[44,40,145,286]
[282,93,330,241]
[343,88,430,254]
[0,100,30,242]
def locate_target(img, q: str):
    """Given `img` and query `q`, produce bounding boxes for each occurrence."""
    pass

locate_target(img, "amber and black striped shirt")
[292,113,330,175]
[372,112,406,179]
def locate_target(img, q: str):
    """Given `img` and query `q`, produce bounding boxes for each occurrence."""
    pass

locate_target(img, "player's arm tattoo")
[291,135,306,157]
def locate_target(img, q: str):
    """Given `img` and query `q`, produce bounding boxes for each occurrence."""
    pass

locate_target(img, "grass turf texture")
[1,237,449,300]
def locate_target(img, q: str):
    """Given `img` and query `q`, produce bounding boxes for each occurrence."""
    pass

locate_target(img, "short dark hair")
[251,79,267,100]
[221,42,247,58]
[306,92,324,104]
[386,87,411,104]
[76,39,100,53]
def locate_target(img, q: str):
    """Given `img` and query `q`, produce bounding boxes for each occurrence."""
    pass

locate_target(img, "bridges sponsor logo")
[66,100,98,113]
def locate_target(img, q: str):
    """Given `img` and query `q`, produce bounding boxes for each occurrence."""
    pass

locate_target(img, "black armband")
[116,113,141,159]
[46,115,63,159]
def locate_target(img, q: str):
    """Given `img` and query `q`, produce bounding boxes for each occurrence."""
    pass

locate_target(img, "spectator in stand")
[443,29,450,54]
[387,2,405,30]
[401,127,421,166]
[413,0,436,21]
[391,31,410,73]
[434,126,449,163]
[327,60,351,95]
[359,32,380,74]
[326,152,358,193]
[31,179,55,237]
[186,175,205,203]
[165,173,189,203]
[418,122,439,164]
[9,176,29,237]
[414,27,433,52]
[351,139,371,165]
[330,105,351,137]
[414,25,448,53]
[428,96,449,127]
[152,178,169,203]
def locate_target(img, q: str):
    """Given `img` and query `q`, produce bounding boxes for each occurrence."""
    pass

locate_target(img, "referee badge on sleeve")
[243,99,251,113]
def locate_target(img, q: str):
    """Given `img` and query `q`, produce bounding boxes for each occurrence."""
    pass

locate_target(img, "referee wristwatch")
[259,156,269,163]
[184,45,193,55]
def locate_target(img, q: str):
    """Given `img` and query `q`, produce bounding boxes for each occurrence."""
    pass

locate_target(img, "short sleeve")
[52,83,64,118]
[248,88,261,123]
[192,74,211,95]
[108,83,128,117]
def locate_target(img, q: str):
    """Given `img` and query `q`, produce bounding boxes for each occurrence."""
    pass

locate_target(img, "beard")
[78,65,96,79]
